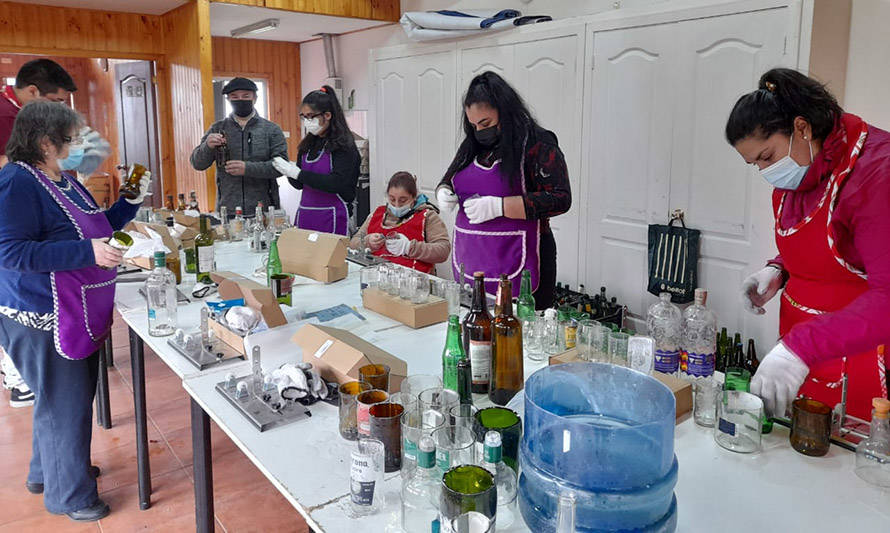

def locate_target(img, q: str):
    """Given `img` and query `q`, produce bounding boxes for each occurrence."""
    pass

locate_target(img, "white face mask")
[759,134,813,190]
[304,117,323,136]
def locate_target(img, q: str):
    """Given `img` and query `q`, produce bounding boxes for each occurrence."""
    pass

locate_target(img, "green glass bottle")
[516,269,536,321]
[194,214,215,284]
[266,236,282,287]
[440,465,497,528]
[184,245,197,274]
[442,315,466,392]
[457,358,472,406]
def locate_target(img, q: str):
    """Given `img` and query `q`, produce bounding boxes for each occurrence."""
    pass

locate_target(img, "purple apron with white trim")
[294,150,348,236]
[21,163,116,360]
[451,159,540,297]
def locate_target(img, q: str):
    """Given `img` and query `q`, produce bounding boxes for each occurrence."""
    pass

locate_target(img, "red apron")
[774,119,884,421]
[367,205,434,273]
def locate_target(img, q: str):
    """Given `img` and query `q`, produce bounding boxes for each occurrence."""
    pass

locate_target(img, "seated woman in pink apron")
[274,85,360,236]
[436,71,572,309]
[727,68,890,421]
[0,102,149,521]
[350,171,451,275]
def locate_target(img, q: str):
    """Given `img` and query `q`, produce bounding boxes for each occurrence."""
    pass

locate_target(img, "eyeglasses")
[299,112,323,120]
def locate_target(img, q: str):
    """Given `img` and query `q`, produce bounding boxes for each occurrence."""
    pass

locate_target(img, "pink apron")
[20,163,116,360]
[451,158,540,297]
[294,149,348,236]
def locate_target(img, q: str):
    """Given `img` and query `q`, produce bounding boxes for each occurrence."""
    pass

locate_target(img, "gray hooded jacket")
[190,114,287,217]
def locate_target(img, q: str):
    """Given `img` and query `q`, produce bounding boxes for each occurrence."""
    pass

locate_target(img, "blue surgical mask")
[58,145,85,171]
[759,135,813,190]
[387,202,412,218]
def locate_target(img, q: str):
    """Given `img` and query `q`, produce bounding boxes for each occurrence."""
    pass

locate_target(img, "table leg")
[129,326,152,510]
[191,399,214,533]
[95,344,112,430]
[105,327,114,367]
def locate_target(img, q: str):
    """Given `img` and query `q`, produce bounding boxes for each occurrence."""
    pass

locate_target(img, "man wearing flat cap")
[190,77,287,218]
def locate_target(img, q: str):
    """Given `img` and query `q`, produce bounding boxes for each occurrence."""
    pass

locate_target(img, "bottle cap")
[694,288,707,305]
[483,430,502,448]
[873,397,890,418]
[153,251,167,265]
[659,292,671,301]
[544,308,557,319]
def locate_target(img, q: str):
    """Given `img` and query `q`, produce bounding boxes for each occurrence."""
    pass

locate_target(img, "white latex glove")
[273,365,310,401]
[464,195,503,224]
[740,265,784,315]
[307,367,328,399]
[124,170,153,205]
[436,186,458,211]
[750,342,809,418]
[273,156,301,179]
[385,233,412,256]
[74,127,111,176]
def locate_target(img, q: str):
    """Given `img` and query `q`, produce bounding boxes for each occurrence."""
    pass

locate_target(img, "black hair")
[443,71,539,183]
[15,59,77,95]
[6,101,82,165]
[298,85,353,154]
[387,171,418,197]
[725,68,842,145]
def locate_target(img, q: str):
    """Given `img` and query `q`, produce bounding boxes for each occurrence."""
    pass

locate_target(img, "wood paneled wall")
[211,36,301,157]
[160,0,216,209]
[212,0,400,21]
[0,1,163,58]
[0,55,120,180]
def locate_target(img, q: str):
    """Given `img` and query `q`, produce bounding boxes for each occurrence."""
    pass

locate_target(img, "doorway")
[113,60,162,208]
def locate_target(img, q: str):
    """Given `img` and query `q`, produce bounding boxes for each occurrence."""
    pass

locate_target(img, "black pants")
[535,230,557,310]
[0,316,98,513]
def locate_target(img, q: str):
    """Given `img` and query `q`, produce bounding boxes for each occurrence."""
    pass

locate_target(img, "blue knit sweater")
[0,163,139,314]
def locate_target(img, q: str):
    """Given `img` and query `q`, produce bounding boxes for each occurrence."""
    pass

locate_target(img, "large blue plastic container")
[519,363,678,531]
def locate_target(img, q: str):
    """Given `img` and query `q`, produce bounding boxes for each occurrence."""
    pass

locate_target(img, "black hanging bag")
[647,210,700,304]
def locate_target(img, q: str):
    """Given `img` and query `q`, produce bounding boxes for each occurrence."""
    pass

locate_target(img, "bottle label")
[147,308,156,320]
[683,350,715,377]
[436,449,451,472]
[349,451,377,506]
[469,340,491,385]
[403,436,417,460]
[197,246,214,273]
[564,325,578,348]
[718,418,736,436]
[654,349,680,373]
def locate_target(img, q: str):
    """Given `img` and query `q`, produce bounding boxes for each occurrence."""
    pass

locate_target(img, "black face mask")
[231,100,255,118]
[474,125,499,148]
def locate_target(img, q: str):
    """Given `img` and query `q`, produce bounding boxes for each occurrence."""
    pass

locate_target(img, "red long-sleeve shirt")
[774,122,890,366]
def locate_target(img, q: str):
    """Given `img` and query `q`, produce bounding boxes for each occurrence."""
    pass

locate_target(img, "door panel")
[515,35,582,285]
[460,45,515,90]
[585,24,676,326]
[115,61,161,208]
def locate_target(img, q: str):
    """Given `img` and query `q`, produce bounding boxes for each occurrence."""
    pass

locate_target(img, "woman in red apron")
[273,85,360,236]
[436,72,572,308]
[727,68,890,420]
[349,171,451,274]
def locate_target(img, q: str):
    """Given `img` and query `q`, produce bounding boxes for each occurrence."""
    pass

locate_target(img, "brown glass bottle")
[462,272,492,394]
[490,275,523,405]
[745,339,759,373]
[176,193,187,211]
[165,195,174,210]
[189,191,199,211]
[118,163,147,200]
[215,131,229,168]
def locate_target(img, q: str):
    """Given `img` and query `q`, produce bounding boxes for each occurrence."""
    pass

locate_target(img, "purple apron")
[294,149,348,236]
[20,163,116,360]
[451,159,540,297]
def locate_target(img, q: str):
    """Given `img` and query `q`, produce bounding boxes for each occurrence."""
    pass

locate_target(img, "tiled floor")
[0,315,309,532]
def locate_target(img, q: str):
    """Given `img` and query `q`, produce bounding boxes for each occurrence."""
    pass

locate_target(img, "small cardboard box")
[548,348,692,422]
[172,211,199,245]
[362,288,447,329]
[277,227,349,283]
[124,221,181,270]
[292,323,408,392]
[208,271,288,355]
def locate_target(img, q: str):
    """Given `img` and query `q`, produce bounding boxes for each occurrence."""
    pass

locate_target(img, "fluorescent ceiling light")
[231,18,280,38]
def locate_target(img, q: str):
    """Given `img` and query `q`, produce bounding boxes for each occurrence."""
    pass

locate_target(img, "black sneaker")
[9,386,34,408]
[65,498,110,522]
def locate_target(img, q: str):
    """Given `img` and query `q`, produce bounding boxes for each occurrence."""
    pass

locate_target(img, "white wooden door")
[514,35,583,286]
[669,8,792,350]
[459,44,516,92]
[584,24,677,330]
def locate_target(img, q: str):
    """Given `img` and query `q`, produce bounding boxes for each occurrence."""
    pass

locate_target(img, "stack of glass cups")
[519,363,678,531]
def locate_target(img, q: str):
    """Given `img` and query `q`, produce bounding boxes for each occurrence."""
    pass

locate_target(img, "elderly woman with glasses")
[0,101,150,521]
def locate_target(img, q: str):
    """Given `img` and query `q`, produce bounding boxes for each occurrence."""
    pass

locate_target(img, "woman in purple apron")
[437,72,572,308]
[0,102,147,521]
[274,85,360,236]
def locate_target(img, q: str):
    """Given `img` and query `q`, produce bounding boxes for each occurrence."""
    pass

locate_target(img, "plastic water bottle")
[682,289,718,427]
[647,292,682,375]
[145,251,177,337]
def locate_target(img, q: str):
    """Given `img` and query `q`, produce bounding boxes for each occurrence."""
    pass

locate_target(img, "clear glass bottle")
[146,251,177,337]
[855,397,890,488]
[195,214,215,284]
[481,430,517,528]
[647,292,682,375]
[442,315,466,392]
[516,268,536,321]
[401,436,441,532]
[230,206,245,242]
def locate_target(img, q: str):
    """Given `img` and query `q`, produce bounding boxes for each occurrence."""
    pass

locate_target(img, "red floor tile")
[92,436,184,494]
[215,483,309,533]
[97,468,196,531]
[0,513,100,532]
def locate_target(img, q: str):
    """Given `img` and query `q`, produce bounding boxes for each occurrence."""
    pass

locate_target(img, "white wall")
[844,0,890,131]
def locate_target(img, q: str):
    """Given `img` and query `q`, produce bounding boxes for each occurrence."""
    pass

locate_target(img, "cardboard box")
[172,211,199,245]
[277,227,349,283]
[292,323,408,392]
[208,271,288,355]
[124,221,181,270]
[362,287,447,329]
[548,349,692,422]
